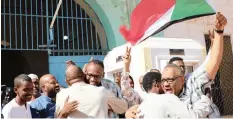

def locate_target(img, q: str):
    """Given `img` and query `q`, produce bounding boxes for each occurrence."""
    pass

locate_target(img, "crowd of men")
[0,12,228,118]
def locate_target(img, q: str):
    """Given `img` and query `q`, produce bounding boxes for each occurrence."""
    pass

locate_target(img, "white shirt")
[56,82,127,118]
[138,93,195,118]
[2,98,32,119]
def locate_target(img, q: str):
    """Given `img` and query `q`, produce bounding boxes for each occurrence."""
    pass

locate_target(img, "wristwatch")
[215,29,224,34]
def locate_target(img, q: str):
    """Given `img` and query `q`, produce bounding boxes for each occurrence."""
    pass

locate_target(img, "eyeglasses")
[86,73,102,79]
[161,76,182,84]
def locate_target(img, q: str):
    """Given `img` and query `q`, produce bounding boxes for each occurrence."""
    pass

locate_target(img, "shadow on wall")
[1,49,49,87]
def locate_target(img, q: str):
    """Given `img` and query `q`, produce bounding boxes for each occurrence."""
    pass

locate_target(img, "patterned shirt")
[179,66,220,118]
[100,79,127,118]
[120,72,143,107]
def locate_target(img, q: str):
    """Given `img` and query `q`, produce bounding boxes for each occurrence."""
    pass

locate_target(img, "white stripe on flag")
[136,5,175,45]
[205,0,216,11]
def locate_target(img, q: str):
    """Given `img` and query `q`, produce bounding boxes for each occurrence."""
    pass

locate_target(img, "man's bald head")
[40,74,56,87]
[66,65,84,85]
[66,65,84,81]
[39,74,60,98]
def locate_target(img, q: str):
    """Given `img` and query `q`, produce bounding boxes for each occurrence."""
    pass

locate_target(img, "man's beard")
[48,90,58,98]
[84,79,101,87]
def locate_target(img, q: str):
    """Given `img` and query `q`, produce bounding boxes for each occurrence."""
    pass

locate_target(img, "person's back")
[138,93,195,118]
[57,82,109,118]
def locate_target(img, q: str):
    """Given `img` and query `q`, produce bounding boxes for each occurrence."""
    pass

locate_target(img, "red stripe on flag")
[120,0,176,45]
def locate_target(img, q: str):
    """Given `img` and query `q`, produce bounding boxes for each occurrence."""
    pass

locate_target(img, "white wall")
[163,0,233,53]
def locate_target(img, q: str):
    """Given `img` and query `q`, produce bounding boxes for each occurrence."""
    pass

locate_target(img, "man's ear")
[155,83,160,88]
[40,84,46,92]
[102,72,105,78]
[65,79,70,86]
[14,87,18,94]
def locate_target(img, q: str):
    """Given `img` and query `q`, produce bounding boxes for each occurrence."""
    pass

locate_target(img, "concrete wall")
[84,0,132,49]
[84,0,163,50]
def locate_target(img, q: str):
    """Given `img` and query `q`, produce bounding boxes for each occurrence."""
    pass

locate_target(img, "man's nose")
[90,77,95,81]
[163,81,170,87]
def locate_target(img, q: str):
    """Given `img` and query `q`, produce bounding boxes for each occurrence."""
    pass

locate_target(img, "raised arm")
[121,46,131,91]
[205,12,227,80]
[121,46,142,107]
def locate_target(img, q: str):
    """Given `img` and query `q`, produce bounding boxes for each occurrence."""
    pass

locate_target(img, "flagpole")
[46,0,62,50]
[50,0,63,29]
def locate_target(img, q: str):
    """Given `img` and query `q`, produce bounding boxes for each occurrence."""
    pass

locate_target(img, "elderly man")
[161,12,226,118]
[126,12,227,118]
[137,72,195,118]
[28,74,41,103]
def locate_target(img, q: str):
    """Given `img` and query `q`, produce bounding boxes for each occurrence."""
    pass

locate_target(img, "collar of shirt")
[72,81,86,86]
[178,88,185,97]
[40,94,55,103]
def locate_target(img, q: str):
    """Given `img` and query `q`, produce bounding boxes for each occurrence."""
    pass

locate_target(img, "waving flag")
[120,0,216,45]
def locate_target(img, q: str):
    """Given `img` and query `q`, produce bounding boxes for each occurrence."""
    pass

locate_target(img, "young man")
[2,74,33,118]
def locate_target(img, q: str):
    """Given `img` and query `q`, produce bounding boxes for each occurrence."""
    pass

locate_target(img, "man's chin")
[55,90,60,93]
[25,96,32,102]
[90,82,97,86]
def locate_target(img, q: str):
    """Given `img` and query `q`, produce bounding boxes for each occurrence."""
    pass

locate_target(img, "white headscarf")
[28,74,39,79]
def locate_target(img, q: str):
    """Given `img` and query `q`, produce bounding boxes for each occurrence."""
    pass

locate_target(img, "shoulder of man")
[2,103,11,118]
[57,88,67,97]
[102,79,119,87]
[2,100,12,113]
[56,89,68,102]
[101,79,122,96]
[30,96,45,109]
[101,78,114,83]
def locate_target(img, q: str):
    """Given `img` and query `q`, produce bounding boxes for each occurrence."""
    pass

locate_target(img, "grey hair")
[164,64,184,76]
